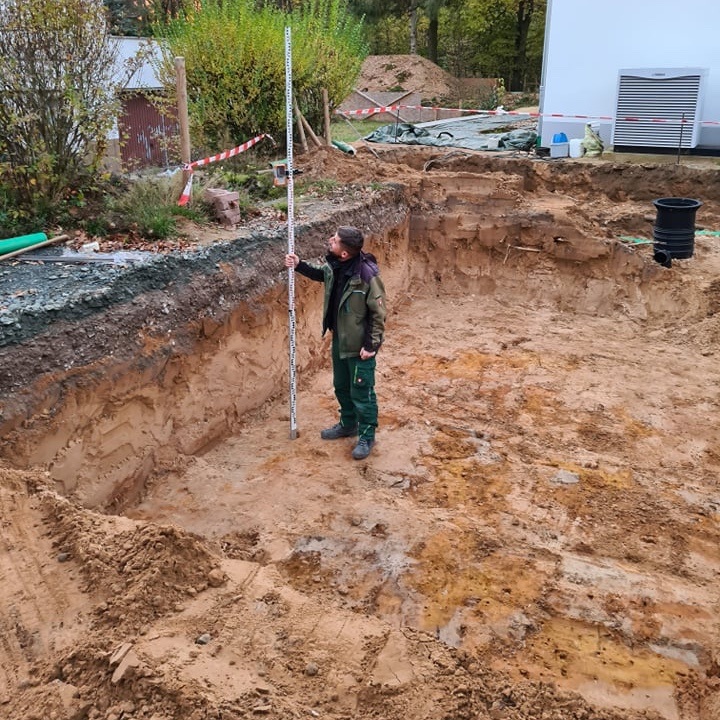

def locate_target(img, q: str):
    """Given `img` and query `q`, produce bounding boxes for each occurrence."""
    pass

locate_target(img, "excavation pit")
[2,149,720,720]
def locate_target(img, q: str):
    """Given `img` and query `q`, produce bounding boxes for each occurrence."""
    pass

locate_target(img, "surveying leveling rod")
[285,27,298,440]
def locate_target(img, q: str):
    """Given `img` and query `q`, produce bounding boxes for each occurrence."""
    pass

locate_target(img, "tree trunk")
[427,12,439,63]
[409,7,418,54]
[510,0,534,91]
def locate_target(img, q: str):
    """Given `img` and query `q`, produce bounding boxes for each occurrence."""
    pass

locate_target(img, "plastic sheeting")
[363,114,537,152]
[581,123,604,157]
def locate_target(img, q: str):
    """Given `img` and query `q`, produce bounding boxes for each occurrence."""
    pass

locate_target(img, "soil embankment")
[2,147,720,720]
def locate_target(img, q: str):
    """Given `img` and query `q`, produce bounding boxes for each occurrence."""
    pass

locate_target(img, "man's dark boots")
[320,423,358,440]
[352,438,375,460]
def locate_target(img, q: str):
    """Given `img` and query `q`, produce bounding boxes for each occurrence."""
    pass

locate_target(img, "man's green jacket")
[296,254,387,359]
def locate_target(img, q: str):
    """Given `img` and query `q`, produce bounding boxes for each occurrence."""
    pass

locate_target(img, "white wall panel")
[540,0,720,150]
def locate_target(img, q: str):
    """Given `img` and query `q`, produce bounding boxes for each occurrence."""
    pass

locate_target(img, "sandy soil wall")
[3,150,720,720]
[0,193,409,507]
[1,154,718,512]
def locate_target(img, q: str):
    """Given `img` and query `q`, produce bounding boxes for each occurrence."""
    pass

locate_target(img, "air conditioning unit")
[613,68,707,149]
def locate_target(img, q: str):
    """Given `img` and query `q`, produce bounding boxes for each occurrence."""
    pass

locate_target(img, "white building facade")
[538,0,720,154]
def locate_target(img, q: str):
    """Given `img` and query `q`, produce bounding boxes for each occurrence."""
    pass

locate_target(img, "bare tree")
[0,0,123,208]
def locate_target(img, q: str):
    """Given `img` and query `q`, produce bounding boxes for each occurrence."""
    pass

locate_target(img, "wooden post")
[293,98,308,154]
[298,110,323,148]
[175,57,192,185]
[322,88,332,145]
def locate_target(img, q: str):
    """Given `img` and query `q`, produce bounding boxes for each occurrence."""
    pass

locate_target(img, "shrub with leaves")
[98,173,213,240]
[154,0,367,157]
[0,0,124,221]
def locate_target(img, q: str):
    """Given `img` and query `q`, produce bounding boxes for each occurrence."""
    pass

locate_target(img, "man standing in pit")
[284,226,386,460]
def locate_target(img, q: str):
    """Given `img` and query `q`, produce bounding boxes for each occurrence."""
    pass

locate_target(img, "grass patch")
[103,175,189,240]
[329,118,392,144]
[298,178,341,196]
[0,146,379,245]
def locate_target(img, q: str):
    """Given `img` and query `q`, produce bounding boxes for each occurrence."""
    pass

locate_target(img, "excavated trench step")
[3,157,720,719]
[1,174,673,507]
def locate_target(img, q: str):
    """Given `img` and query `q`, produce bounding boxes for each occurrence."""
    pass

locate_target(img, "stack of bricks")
[204,188,241,228]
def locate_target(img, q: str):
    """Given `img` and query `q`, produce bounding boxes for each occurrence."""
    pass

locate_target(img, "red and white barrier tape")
[335,105,720,126]
[178,133,273,206]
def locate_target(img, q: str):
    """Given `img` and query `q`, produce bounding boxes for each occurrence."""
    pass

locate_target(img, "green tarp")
[363,115,537,152]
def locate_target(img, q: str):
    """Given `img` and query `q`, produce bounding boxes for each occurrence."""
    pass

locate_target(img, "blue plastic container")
[552,132,568,143]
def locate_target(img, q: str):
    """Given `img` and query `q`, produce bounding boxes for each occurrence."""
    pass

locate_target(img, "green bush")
[154,0,367,158]
[214,164,285,202]
[52,174,207,242]
[0,0,125,219]
[0,183,43,239]
[104,175,188,239]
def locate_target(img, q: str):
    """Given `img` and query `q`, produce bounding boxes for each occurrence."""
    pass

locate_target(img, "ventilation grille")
[613,69,706,148]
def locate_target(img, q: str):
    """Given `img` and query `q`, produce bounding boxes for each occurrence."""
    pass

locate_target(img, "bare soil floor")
[2,146,720,720]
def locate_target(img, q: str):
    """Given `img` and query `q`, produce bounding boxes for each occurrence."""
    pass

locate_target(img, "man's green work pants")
[331,333,378,441]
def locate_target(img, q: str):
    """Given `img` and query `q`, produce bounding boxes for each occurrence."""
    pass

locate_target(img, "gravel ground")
[0,182,389,349]
[0,233,285,348]
[0,186,407,409]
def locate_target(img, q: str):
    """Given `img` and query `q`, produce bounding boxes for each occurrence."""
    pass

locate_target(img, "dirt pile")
[354,54,499,106]
[356,54,460,100]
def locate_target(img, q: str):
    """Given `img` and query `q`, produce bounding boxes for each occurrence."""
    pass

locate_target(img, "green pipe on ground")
[331,140,356,155]
[0,232,48,255]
